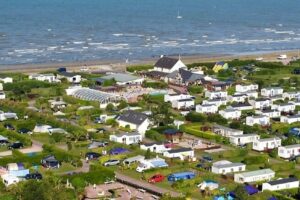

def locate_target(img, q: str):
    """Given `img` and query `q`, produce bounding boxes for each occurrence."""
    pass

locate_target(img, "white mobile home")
[246,115,270,126]
[262,177,299,191]
[283,92,300,100]
[249,98,272,110]
[211,160,246,174]
[29,73,59,83]
[219,108,241,120]
[212,124,243,137]
[163,148,194,161]
[235,91,258,99]
[227,94,247,103]
[255,109,281,118]
[278,144,300,159]
[235,84,258,93]
[140,142,169,153]
[196,104,218,114]
[261,87,283,97]
[171,98,195,110]
[164,93,192,103]
[231,103,253,111]
[205,91,227,100]
[109,132,142,145]
[280,114,300,124]
[202,99,227,108]
[252,137,281,151]
[271,103,295,113]
[229,134,260,146]
[234,169,275,183]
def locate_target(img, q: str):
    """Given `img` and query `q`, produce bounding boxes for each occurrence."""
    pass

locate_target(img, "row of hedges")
[43,144,81,166]
[180,124,221,141]
[126,65,153,72]
[145,129,165,142]
[67,165,115,189]
[0,151,47,167]
[142,81,167,89]
[0,101,86,138]
[0,127,32,146]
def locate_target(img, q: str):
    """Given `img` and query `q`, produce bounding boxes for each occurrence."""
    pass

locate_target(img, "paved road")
[115,172,182,198]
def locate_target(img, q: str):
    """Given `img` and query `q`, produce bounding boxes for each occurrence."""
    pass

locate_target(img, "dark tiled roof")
[60,71,78,77]
[118,111,148,125]
[163,129,181,135]
[155,57,179,69]
[167,147,193,153]
[267,177,298,185]
[179,68,203,83]
[145,71,168,78]
[143,142,164,147]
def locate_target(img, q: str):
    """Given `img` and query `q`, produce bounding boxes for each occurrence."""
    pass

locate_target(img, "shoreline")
[0,49,299,74]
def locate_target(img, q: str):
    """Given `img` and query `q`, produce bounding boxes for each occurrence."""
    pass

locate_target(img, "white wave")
[274,31,295,35]
[13,48,42,54]
[47,29,52,32]
[47,46,58,50]
[87,38,93,41]
[88,42,103,46]
[73,41,85,44]
[193,40,200,42]
[202,35,208,38]
[113,33,123,37]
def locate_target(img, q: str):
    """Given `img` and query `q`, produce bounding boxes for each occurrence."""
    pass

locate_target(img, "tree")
[145,149,151,159]
[117,100,128,110]
[105,103,115,113]
[185,112,207,122]
[269,148,278,158]
[207,114,227,125]
[234,185,249,200]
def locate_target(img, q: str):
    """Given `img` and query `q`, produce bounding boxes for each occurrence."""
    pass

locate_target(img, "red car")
[148,174,165,183]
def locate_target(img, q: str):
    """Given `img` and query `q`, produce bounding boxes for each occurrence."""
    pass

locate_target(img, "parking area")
[85,182,159,200]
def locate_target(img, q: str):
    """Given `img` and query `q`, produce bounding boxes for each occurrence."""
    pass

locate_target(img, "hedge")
[0,101,86,137]
[126,65,153,72]
[0,151,47,166]
[0,127,32,146]
[43,144,82,167]
[180,124,221,141]
[243,155,268,165]
[142,81,167,89]
[66,165,115,189]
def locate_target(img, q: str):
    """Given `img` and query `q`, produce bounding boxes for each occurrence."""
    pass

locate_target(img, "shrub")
[145,130,165,142]
[67,166,114,189]
[244,155,267,165]
[185,112,207,122]
[187,85,203,94]
[126,65,153,72]
[142,81,167,89]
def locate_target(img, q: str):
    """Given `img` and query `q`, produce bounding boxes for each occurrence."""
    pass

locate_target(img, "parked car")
[8,142,23,149]
[289,155,300,162]
[85,152,101,161]
[4,124,15,130]
[18,128,32,134]
[148,174,165,183]
[88,141,108,149]
[0,137,9,146]
[25,173,43,180]
[201,155,213,162]
[103,159,120,166]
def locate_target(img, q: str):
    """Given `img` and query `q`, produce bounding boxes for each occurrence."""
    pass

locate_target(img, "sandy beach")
[0,50,299,74]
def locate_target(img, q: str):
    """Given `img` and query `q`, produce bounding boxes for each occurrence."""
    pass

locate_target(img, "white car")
[103,159,120,166]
